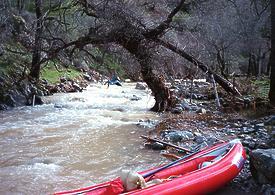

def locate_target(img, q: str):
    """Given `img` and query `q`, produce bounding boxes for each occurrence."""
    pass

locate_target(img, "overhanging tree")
[44,0,242,111]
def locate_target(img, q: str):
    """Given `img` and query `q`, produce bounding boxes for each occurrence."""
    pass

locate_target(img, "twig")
[141,135,191,153]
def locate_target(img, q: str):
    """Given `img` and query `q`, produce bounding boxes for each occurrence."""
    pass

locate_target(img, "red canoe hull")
[55,140,246,195]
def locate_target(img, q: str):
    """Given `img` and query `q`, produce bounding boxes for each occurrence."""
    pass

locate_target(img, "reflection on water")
[0,83,165,194]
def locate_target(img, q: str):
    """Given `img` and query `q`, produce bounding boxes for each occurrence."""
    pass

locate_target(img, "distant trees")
[179,0,271,77]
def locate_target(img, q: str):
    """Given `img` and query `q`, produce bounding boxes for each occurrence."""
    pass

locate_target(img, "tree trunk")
[217,49,227,79]
[119,39,173,111]
[269,0,275,105]
[29,0,43,80]
[266,51,271,75]
[140,61,171,112]
[17,0,24,13]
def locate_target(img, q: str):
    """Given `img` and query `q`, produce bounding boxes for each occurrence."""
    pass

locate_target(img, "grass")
[41,63,82,84]
[252,78,270,99]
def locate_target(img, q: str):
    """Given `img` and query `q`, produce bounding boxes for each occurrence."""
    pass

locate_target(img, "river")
[0,83,165,194]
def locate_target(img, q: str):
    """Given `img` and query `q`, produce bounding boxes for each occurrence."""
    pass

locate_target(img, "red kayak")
[55,139,246,195]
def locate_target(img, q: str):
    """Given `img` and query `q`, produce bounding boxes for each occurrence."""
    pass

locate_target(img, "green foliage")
[41,62,82,84]
[252,78,270,99]
[87,49,125,78]
[0,44,31,77]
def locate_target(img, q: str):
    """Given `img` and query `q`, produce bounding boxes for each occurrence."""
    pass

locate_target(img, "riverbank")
[139,79,275,194]
[1,72,274,194]
[146,112,274,194]
[0,67,108,110]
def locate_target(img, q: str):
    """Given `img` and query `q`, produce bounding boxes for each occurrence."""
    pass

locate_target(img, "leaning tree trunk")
[119,38,173,111]
[139,59,172,112]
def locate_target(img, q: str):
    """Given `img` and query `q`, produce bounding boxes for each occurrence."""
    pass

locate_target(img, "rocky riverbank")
[0,69,107,110]
[135,80,275,195]
[144,112,274,194]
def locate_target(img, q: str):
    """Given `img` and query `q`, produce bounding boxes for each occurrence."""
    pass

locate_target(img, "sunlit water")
[0,83,165,194]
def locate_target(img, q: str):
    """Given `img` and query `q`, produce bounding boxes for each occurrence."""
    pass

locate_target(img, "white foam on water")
[0,82,163,194]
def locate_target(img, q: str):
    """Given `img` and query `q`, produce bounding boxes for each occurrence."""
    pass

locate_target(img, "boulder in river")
[130,95,141,101]
[135,82,147,90]
[250,148,275,184]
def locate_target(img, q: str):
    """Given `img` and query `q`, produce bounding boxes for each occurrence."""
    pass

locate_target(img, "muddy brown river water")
[0,83,166,194]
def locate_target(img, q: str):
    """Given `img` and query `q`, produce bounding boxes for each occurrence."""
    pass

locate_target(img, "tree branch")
[157,38,242,96]
[76,0,98,18]
[40,34,114,64]
[144,0,186,38]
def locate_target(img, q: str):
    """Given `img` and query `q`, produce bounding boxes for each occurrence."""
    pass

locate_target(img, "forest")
[0,0,274,194]
[0,0,274,110]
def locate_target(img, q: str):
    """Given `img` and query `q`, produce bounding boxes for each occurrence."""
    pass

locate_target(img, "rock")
[35,96,44,105]
[7,89,28,106]
[241,126,256,134]
[163,130,194,142]
[54,104,63,108]
[0,75,4,83]
[73,60,89,71]
[243,139,256,149]
[136,119,156,129]
[194,135,207,144]
[46,84,61,93]
[190,105,199,112]
[4,94,16,107]
[196,108,207,114]
[83,73,92,81]
[0,104,7,110]
[261,185,275,195]
[72,82,82,92]
[267,138,275,148]
[60,77,67,83]
[135,82,147,90]
[171,107,183,114]
[130,95,141,101]
[144,142,166,150]
[264,116,275,126]
[125,79,131,83]
[250,148,275,184]
[180,101,191,111]
[26,95,44,106]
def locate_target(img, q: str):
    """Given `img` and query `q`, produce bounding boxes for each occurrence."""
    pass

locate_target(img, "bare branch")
[157,38,242,96]
[144,0,186,38]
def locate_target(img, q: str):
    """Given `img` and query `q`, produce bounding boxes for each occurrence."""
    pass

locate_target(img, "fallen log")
[161,153,180,161]
[141,135,191,153]
[157,39,242,96]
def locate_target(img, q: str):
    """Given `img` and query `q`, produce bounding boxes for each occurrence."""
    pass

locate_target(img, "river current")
[0,83,164,194]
